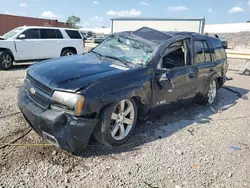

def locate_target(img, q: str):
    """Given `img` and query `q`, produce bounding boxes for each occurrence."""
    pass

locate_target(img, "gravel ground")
[209,31,250,46]
[0,60,250,188]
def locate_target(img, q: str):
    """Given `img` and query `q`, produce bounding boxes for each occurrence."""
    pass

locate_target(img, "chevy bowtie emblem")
[30,87,36,95]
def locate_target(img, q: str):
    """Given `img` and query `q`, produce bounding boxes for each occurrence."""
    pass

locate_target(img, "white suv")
[0,26,86,70]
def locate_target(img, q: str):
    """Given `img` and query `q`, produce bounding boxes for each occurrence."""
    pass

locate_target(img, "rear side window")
[40,29,61,39]
[203,41,212,62]
[194,40,212,64]
[212,39,226,61]
[65,30,82,39]
[22,29,40,39]
[56,30,63,38]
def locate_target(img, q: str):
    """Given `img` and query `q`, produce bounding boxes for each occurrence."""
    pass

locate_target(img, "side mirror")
[18,34,26,39]
[158,71,174,92]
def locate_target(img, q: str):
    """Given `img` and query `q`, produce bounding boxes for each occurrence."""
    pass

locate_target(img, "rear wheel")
[93,98,138,146]
[243,69,250,76]
[61,49,76,56]
[0,51,13,70]
[198,79,218,105]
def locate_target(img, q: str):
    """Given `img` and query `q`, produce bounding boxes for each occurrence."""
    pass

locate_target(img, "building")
[0,14,71,35]
[111,17,205,34]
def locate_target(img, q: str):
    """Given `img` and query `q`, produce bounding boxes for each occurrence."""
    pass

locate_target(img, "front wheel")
[93,98,138,146]
[0,51,13,70]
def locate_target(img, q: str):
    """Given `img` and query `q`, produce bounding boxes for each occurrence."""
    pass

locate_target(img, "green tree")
[66,16,81,29]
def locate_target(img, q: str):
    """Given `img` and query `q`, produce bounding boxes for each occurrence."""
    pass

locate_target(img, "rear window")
[212,39,226,61]
[40,29,62,39]
[65,30,82,39]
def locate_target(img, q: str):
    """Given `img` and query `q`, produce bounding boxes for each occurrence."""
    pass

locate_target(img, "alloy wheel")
[2,54,12,68]
[110,99,135,141]
[65,52,73,56]
[208,80,217,104]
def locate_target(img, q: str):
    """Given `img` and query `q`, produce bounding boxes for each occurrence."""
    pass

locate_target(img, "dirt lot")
[0,60,250,188]
[209,32,250,47]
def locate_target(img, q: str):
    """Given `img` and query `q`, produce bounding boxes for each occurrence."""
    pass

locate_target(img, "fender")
[203,72,222,94]
[0,48,15,60]
[82,83,152,115]
[107,85,150,105]
[80,67,153,115]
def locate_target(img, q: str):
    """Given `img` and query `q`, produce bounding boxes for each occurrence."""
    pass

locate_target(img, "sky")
[1,0,250,28]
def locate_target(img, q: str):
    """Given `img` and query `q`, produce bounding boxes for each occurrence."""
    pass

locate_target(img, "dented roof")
[117,27,204,46]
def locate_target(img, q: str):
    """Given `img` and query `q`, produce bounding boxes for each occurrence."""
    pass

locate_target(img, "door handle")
[36,42,41,44]
[57,41,62,43]
[188,73,195,79]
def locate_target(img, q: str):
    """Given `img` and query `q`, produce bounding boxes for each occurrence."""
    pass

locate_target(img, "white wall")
[80,28,111,35]
[112,20,203,33]
[205,23,250,33]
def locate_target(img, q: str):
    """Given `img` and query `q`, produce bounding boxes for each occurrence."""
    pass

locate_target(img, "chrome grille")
[25,74,52,109]
[26,74,52,95]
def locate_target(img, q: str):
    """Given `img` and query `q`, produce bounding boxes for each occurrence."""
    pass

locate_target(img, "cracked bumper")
[18,86,99,153]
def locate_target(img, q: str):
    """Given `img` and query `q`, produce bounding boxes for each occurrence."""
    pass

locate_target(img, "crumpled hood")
[27,53,131,92]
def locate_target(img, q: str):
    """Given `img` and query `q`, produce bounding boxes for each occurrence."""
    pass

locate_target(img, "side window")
[194,41,205,64]
[56,30,63,39]
[203,41,212,62]
[194,41,212,64]
[22,29,40,39]
[213,40,226,61]
[40,29,57,39]
[162,40,186,69]
[65,30,82,39]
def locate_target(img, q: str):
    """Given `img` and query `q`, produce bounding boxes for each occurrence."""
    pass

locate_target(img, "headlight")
[51,91,85,116]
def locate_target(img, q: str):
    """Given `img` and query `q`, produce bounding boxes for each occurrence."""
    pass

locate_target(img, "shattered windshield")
[92,35,155,66]
[3,27,23,38]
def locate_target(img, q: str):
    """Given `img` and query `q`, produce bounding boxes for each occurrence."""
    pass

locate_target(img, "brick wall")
[0,14,72,35]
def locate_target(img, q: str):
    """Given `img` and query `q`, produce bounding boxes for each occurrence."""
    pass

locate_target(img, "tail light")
[83,39,85,48]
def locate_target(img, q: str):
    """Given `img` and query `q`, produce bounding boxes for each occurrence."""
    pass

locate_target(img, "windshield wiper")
[91,51,133,68]
[104,55,133,68]
[91,50,103,58]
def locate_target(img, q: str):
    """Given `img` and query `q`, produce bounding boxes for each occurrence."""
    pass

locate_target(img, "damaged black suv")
[18,27,228,153]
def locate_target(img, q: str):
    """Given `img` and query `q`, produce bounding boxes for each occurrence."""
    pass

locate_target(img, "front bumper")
[18,86,99,153]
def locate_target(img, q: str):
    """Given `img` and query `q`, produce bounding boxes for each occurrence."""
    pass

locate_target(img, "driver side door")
[15,29,44,60]
[153,38,199,108]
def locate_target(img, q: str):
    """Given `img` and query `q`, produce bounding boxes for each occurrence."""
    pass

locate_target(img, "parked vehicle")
[0,26,85,70]
[86,36,105,43]
[215,34,228,49]
[18,27,228,153]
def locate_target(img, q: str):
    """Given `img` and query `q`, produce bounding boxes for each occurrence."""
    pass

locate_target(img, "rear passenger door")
[64,30,84,54]
[39,29,63,58]
[193,40,215,93]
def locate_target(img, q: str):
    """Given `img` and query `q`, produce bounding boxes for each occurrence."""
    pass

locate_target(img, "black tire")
[243,69,250,76]
[93,98,138,146]
[0,51,13,70]
[61,49,76,56]
[198,78,218,105]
